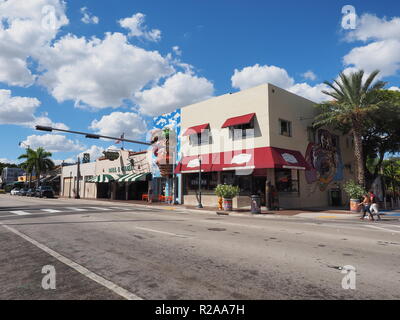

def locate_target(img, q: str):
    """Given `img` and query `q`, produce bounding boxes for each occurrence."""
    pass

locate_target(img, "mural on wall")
[147,109,181,178]
[305,129,344,192]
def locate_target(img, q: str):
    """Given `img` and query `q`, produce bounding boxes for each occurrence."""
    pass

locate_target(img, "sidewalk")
[58,196,359,219]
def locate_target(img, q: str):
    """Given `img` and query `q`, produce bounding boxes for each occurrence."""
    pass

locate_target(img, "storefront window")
[275,169,299,193]
[185,172,218,195]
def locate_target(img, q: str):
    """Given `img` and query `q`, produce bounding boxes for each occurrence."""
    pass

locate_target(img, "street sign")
[103,151,119,161]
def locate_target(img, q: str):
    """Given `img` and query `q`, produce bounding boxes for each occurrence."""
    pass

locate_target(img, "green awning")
[87,174,116,183]
[117,172,149,182]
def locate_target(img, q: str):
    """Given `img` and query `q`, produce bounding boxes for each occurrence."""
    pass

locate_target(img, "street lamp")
[197,156,203,208]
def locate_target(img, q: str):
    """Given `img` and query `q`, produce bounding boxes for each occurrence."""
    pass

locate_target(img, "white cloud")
[0,89,68,129]
[134,72,214,116]
[231,64,328,102]
[0,158,17,164]
[38,32,174,109]
[343,14,400,78]
[119,13,161,42]
[302,70,317,81]
[388,86,400,91]
[78,145,105,161]
[288,83,330,103]
[22,134,85,153]
[172,46,182,56]
[90,112,147,140]
[80,7,99,24]
[345,14,400,42]
[0,0,69,86]
[343,39,400,77]
[0,89,40,124]
[231,64,294,91]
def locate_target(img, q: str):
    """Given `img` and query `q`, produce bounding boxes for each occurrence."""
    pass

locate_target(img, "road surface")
[0,194,399,300]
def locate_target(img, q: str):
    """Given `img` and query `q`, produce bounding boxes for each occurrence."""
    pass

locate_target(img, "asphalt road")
[0,194,399,300]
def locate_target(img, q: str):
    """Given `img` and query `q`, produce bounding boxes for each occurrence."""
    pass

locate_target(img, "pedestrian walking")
[359,194,375,222]
[369,191,382,221]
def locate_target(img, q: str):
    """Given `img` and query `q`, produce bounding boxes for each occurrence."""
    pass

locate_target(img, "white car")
[10,188,21,195]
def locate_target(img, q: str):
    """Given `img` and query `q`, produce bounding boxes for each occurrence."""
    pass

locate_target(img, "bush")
[343,180,366,200]
[215,184,240,199]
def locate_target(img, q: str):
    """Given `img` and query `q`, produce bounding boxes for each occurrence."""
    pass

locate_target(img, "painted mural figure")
[305,129,344,192]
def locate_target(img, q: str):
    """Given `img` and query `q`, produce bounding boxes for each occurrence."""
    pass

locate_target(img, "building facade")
[1,167,25,186]
[175,83,355,209]
[61,150,151,200]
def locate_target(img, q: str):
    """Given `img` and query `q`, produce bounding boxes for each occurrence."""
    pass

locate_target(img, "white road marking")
[10,211,31,216]
[65,207,88,212]
[135,226,189,238]
[0,223,143,300]
[41,209,62,213]
[364,225,400,234]
[85,207,112,211]
[108,207,132,211]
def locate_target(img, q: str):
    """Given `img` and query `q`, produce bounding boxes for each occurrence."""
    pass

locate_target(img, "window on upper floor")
[189,131,210,146]
[230,121,255,140]
[279,119,292,137]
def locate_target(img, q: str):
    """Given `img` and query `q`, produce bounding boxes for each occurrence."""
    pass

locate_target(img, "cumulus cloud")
[80,7,99,24]
[302,70,317,81]
[345,14,400,42]
[119,13,161,42]
[78,145,105,161]
[343,14,400,78]
[0,89,40,124]
[134,72,214,116]
[172,46,182,56]
[37,32,174,109]
[0,158,17,164]
[90,112,147,140]
[0,89,68,129]
[0,0,69,86]
[388,86,400,91]
[22,134,85,153]
[231,64,329,102]
[231,64,294,91]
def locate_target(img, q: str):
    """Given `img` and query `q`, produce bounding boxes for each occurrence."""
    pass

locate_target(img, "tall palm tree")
[314,70,386,187]
[18,147,55,187]
[18,148,36,188]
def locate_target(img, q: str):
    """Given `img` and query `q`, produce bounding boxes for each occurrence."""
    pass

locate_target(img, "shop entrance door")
[253,177,267,206]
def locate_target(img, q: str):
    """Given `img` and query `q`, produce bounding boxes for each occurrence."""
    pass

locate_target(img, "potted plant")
[215,184,240,211]
[343,180,366,213]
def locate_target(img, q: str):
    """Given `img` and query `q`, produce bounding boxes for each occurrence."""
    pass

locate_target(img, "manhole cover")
[208,228,226,232]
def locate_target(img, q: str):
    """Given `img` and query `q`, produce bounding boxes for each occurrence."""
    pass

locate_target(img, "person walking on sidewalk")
[369,191,382,221]
[359,194,375,222]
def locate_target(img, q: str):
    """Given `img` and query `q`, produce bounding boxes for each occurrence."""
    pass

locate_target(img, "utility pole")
[197,156,203,208]
[75,157,81,199]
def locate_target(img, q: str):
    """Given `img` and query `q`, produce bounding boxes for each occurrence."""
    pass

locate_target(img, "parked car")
[35,186,55,198]
[19,188,29,196]
[26,188,36,197]
[10,188,21,195]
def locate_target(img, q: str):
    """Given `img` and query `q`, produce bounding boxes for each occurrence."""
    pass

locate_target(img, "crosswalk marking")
[85,207,112,211]
[41,209,62,213]
[10,211,31,216]
[364,225,400,234]
[65,207,88,212]
[108,207,132,211]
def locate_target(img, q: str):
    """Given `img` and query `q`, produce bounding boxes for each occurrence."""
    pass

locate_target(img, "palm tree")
[18,148,36,188]
[314,70,386,187]
[18,147,55,187]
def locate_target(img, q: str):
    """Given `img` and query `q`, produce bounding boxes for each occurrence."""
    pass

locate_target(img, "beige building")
[176,83,355,209]
[61,150,151,200]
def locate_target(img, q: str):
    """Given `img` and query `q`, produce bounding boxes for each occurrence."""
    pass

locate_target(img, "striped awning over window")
[117,172,149,182]
[87,174,116,183]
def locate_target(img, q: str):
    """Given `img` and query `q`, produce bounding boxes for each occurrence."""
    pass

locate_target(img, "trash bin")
[251,195,261,214]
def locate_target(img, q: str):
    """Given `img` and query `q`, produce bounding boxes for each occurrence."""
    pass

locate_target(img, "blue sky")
[0,0,399,164]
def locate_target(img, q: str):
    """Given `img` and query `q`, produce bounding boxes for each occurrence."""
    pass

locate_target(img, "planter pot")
[350,199,361,213]
[223,198,233,211]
